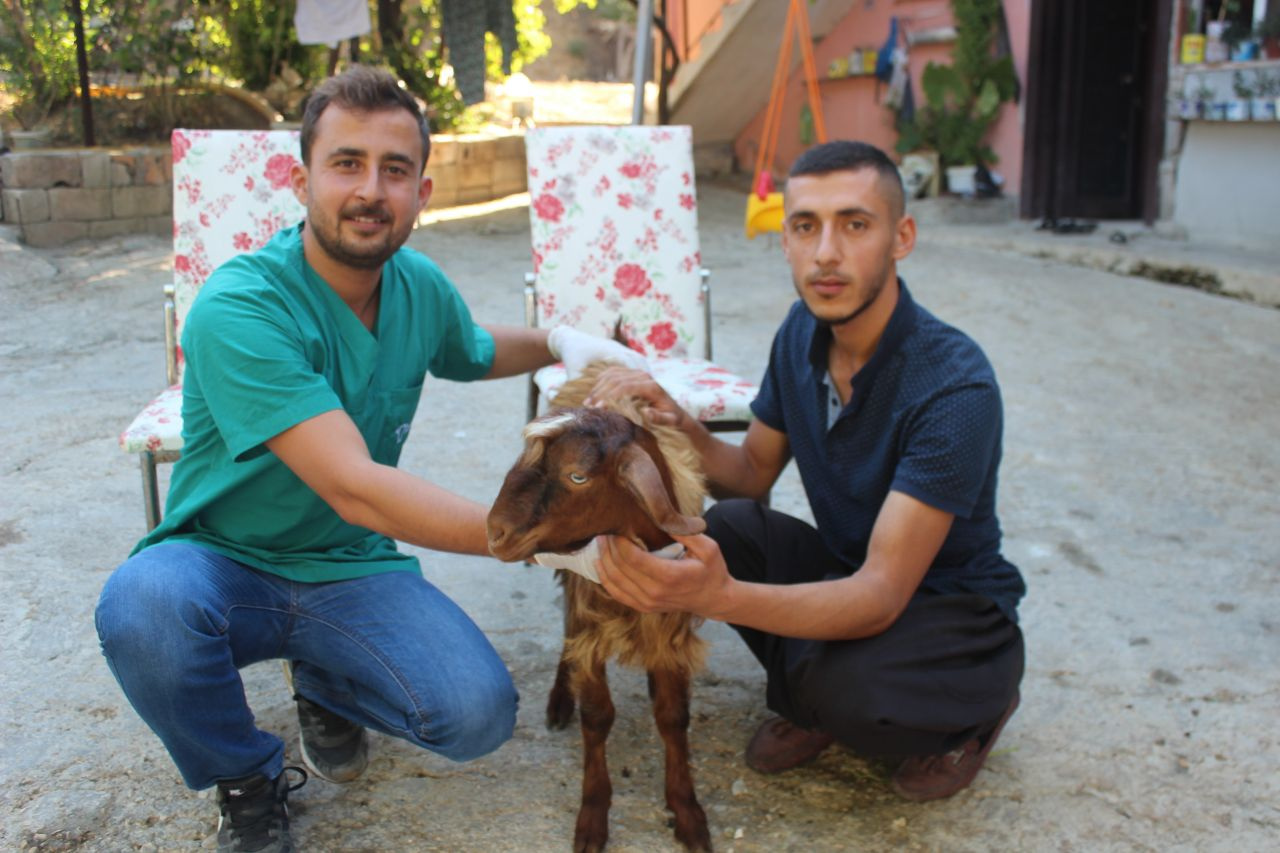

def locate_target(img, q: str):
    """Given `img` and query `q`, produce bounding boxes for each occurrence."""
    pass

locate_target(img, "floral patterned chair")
[524,125,760,429]
[119,129,305,530]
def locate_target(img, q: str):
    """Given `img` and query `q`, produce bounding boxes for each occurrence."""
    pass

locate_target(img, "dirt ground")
[1,183,1279,852]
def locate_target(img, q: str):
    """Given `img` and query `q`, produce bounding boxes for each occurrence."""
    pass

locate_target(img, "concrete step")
[669,0,856,146]
[918,204,1280,309]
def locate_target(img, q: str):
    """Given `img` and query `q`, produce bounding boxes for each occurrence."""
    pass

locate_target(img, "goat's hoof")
[673,806,712,852]
[572,824,607,853]
[676,824,713,852]
[546,694,576,730]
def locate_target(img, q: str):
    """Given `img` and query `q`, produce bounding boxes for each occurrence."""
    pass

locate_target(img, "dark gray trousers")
[706,499,1025,758]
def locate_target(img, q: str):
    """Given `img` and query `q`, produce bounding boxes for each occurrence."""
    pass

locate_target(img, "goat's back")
[551,362,707,675]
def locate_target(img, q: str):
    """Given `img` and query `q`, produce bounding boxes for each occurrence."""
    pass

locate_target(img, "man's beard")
[799,272,887,328]
[307,204,403,270]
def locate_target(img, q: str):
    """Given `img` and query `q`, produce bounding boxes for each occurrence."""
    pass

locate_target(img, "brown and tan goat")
[487,363,712,853]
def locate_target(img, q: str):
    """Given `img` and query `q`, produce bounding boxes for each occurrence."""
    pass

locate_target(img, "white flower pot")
[8,128,52,150]
[945,165,976,196]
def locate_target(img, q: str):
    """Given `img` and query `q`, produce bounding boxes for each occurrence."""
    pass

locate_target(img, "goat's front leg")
[648,668,711,852]
[574,658,614,853]
[549,586,580,729]
[547,648,576,729]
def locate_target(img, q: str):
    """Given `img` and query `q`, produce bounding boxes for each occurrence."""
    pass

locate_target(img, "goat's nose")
[486,517,512,548]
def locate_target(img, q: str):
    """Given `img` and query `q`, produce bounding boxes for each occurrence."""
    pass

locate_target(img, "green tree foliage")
[221,1,327,90]
[382,0,597,131]
[1,0,81,127]
[2,0,597,134]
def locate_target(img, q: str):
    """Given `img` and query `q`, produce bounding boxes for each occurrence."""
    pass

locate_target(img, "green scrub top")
[133,223,496,582]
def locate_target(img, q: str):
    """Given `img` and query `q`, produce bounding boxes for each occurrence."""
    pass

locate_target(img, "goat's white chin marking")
[533,540,685,585]
[523,411,577,440]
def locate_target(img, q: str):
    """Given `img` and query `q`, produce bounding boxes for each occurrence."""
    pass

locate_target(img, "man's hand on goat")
[547,326,649,378]
[584,366,686,428]
[596,533,734,617]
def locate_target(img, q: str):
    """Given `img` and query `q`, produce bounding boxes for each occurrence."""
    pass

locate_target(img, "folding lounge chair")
[118,129,305,531]
[523,125,759,430]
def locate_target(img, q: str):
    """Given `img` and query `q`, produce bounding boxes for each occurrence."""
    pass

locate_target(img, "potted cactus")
[893,0,1017,195]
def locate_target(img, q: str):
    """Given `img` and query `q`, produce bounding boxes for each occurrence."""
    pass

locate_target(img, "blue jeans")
[95,541,518,790]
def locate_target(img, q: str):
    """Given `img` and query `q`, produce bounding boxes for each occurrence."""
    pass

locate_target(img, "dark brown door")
[1023,0,1171,222]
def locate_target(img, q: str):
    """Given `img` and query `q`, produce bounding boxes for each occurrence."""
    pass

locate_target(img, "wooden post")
[68,0,95,146]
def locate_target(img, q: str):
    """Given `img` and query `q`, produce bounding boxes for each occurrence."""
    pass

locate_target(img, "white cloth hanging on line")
[294,0,372,48]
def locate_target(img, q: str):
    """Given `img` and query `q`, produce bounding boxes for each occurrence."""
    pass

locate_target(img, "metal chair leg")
[527,380,540,424]
[140,452,162,532]
[525,270,541,423]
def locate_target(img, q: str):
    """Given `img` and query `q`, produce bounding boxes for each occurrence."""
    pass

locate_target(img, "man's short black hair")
[788,140,905,217]
[300,65,432,174]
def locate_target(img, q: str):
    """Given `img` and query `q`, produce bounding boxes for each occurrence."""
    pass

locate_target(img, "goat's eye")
[568,473,589,485]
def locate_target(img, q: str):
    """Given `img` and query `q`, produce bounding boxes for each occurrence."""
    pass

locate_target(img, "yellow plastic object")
[1180,34,1206,64]
[744,191,784,239]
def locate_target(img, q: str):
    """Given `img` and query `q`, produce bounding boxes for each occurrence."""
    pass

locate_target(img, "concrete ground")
[1,183,1278,852]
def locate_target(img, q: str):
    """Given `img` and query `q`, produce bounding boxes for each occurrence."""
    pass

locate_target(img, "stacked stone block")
[0,147,172,247]
[427,131,527,209]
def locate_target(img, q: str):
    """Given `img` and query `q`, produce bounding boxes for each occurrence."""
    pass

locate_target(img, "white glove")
[547,326,649,378]
[534,538,604,583]
[534,539,684,585]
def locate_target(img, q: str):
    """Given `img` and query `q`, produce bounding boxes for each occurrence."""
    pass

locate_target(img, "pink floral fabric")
[525,126,758,424]
[536,358,758,423]
[119,385,184,454]
[169,130,306,373]
[526,126,707,357]
[120,130,306,454]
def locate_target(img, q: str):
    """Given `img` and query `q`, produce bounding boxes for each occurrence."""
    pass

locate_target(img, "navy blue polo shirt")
[751,280,1025,622]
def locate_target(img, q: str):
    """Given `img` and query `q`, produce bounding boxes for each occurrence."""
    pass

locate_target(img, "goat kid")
[487,362,713,853]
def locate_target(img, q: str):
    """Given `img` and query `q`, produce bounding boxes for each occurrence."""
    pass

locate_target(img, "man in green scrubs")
[95,65,641,853]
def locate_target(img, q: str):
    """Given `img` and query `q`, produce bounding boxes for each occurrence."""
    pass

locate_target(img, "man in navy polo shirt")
[588,140,1026,802]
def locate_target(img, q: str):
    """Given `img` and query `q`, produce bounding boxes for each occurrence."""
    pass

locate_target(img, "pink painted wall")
[990,0,1029,194]
[732,0,1029,197]
[674,0,732,62]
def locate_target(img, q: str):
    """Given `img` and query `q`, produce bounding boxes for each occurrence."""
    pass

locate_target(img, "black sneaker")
[215,767,306,853]
[282,660,369,784]
[296,694,369,783]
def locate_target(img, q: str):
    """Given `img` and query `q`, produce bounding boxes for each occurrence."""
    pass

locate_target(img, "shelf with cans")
[1174,59,1280,121]
[1174,0,1280,120]
[823,48,882,81]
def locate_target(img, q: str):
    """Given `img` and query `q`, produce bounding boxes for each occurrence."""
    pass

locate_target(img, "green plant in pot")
[893,0,1017,194]
[7,79,59,133]
[1250,69,1280,121]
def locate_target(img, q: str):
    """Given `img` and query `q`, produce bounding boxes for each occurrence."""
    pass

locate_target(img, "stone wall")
[0,147,172,248]
[0,131,529,248]
[426,132,528,208]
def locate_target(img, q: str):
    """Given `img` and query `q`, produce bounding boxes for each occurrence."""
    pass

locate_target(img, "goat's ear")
[516,435,546,468]
[616,444,706,537]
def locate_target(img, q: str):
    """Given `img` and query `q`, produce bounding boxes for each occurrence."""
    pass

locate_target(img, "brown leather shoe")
[891,691,1020,802]
[745,716,835,774]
